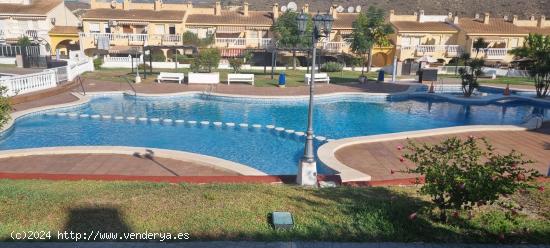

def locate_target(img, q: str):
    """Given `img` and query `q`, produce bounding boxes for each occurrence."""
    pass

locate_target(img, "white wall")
[0,57,16,65]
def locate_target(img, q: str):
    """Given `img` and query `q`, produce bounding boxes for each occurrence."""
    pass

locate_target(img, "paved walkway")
[0,154,239,177]
[0,242,548,248]
[336,123,550,182]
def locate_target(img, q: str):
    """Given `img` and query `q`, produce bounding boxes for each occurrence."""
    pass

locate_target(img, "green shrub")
[0,86,11,129]
[321,62,344,72]
[137,63,151,70]
[400,136,542,221]
[93,58,103,70]
[228,58,244,73]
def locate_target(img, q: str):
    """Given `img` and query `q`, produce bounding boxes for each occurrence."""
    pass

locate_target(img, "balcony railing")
[321,42,349,52]
[214,38,273,48]
[405,45,462,56]
[472,48,509,59]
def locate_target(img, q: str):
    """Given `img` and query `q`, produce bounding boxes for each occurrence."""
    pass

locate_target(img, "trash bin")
[278,72,286,87]
[377,70,385,82]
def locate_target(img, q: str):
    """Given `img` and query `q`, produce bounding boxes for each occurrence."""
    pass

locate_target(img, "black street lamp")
[296,11,333,186]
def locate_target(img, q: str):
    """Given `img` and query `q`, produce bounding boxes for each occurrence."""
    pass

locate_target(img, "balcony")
[321,42,350,53]
[213,38,273,49]
[472,48,509,60]
[414,45,463,57]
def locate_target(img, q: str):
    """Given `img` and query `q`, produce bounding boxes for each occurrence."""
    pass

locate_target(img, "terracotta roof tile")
[186,10,272,26]
[392,21,458,32]
[49,26,81,35]
[333,13,358,29]
[457,18,528,35]
[0,0,63,16]
[522,27,550,35]
[82,9,185,21]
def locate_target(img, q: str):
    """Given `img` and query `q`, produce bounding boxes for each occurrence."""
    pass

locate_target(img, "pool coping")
[0,146,267,176]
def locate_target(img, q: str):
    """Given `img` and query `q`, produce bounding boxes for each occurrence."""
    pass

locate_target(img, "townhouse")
[390,10,550,64]
[0,0,80,56]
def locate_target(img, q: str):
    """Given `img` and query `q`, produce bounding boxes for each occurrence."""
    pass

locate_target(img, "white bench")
[305,73,330,84]
[188,72,220,84]
[227,74,255,85]
[157,72,185,84]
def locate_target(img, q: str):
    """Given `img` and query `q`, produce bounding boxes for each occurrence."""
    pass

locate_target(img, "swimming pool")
[1,92,549,175]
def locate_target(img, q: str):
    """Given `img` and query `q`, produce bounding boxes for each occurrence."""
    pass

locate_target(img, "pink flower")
[399,157,405,162]
[468,135,476,139]
[408,212,417,220]
[396,145,403,151]
[452,211,459,218]
[538,186,545,192]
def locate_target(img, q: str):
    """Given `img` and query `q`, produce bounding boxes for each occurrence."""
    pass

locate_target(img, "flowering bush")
[400,136,542,220]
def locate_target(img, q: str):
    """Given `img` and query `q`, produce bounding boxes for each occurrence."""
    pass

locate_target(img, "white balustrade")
[0,70,57,96]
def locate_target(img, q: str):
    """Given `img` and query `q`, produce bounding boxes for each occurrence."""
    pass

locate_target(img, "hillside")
[226,0,550,18]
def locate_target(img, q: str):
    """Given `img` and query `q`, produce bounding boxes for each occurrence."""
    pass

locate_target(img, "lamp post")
[132,47,141,83]
[296,11,333,186]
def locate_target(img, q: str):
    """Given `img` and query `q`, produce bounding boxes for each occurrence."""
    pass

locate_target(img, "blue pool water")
[1,93,549,175]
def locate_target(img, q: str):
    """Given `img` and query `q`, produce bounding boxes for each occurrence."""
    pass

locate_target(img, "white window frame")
[89,22,101,33]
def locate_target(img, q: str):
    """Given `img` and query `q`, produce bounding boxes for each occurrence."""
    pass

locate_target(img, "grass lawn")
[82,68,381,87]
[438,74,535,86]
[0,180,548,243]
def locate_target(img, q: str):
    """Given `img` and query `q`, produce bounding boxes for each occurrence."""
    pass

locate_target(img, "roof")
[82,8,185,21]
[49,26,81,35]
[392,21,458,32]
[522,27,550,35]
[457,18,528,35]
[333,13,358,29]
[0,0,63,16]
[186,10,273,26]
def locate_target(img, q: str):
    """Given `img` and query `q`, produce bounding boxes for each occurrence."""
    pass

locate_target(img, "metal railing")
[0,45,22,57]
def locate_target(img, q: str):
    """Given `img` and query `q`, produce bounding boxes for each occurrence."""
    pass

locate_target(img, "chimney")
[272,3,279,20]
[453,15,459,24]
[214,1,221,16]
[475,13,480,19]
[530,15,535,21]
[503,15,509,21]
[483,12,490,24]
[123,0,130,10]
[154,0,162,11]
[447,12,453,21]
[243,2,249,16]
[302,3,309,14]
[389,9,395,21]
[539,15,546,28]
[331,4,338,19]
[512,15,518,24]
[418,9,424,22]
[186,1,193,10]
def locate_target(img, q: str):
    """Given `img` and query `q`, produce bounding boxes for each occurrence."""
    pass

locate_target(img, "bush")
[228,58,244,73]
[321,62,344,72]
[400,136,542,221]
[93,58,103,70]
[193,48,221,73]
[0,86,11,129]
[137,63,151,70]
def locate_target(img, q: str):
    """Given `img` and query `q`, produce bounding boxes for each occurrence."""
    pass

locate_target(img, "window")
[155,24,165,34]
[89,23,100,33]
[509,38,519,48]
[104,23,111,33]
[169,25,176,35]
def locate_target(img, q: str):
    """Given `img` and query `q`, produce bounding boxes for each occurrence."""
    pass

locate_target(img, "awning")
[220,48,244,57]
[246,26,271,31]
[216,33,241,38]
[12,16,45,20]
[217,26,245,33]
[117,21,149,26]
[109,45,143,54]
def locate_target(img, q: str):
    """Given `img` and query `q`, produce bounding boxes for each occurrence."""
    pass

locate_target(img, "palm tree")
[472,38,489,58]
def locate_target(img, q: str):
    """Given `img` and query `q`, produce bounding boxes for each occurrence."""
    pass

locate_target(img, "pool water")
[1,94,548,175]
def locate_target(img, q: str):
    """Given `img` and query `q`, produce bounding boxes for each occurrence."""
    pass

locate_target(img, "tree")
[16,36,32,47]
[350,7,394,74]
[458,58,484,97]
[228,57,244,73]
[509,33,550,98]
[400,136,541,221]
[272,11,312,70]
[191,48,221,73]
[472,38,489,58]
[181,31,214,48]
[0,86,11,129]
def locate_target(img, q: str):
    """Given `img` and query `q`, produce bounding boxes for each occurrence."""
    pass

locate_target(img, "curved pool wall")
[1,89,549,176]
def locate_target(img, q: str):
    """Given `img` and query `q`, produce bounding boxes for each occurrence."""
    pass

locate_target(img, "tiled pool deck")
[4,81,549,185]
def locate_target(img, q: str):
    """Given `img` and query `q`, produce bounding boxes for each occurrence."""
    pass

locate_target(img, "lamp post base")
[135,76,141,84]
[297,159,318,186]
